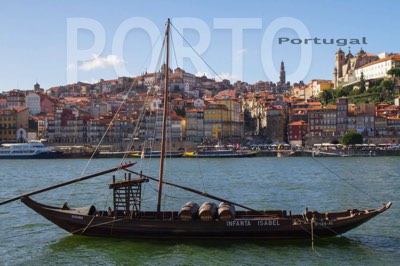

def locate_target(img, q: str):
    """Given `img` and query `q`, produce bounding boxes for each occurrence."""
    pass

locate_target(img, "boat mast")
[157,18,170,217]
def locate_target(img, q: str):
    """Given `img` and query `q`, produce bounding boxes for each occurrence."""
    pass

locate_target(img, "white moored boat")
[0,141,63,159]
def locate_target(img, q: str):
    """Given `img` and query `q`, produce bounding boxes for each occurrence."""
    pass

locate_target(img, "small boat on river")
[184,144,256,158]
[131,148,183,158]
[0,141,63,159]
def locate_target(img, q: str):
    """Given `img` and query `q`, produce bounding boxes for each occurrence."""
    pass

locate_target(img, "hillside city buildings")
[1,50,400,148]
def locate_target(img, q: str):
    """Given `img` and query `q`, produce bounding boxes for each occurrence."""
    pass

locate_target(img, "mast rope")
[124,168,281,215]
[96,28,165,211]
[146,179,202,200]
[197,159,207,192]
[296,221,326,255]
[134,30,168,207]
[168,21,209,193]
[170,29,179,69]
[65,35,164,206]
[79,215,96,235]
[64,33,163,205]
[170,22,225,82]
[319,223,341,237]
[71,217,126,234]
[311,157,385,205]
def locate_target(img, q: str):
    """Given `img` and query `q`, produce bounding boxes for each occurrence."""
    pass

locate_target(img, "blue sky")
[0,0,398,92]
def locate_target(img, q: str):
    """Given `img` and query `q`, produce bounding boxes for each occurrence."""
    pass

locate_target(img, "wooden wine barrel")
[198,202,218,221]
[178,201,199,221]
[218,202,236,221]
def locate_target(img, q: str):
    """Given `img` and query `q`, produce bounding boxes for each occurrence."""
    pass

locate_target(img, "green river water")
[0,157,399,265]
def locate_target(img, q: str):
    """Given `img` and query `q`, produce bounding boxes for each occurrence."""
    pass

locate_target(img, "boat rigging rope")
[79,215,96,235]
[170,22,224,82]
[311,217,316,252]
[169,20,223,194]
[170,29,179,69]
[295,215,356,247]
[63,33,164,205]
[319,223,341,238]
[311,157,385,206]
[197,159,207,192]
[295,221,321,256]
[71,217,126,235]
[133,34,167,203]
[83,30,164,210]
[145,178,187,200]
[127,32,164,162]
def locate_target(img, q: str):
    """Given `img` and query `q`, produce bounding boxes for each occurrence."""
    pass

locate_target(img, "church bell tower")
[279,61,286,84]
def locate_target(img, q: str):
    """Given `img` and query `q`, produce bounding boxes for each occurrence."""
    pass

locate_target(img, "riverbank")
[257,149,400,157]
[97,149,400,158]
[49,144,400,158]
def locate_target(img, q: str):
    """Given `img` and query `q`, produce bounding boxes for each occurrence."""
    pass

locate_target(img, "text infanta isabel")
[278,37,367,46]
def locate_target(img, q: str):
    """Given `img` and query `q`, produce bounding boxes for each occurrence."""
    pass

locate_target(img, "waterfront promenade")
[49,144,400,158]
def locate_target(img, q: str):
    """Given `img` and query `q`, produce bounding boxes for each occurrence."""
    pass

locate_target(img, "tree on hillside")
[174,107,186,117]
[359,72,366,93]
[349,88,360,96]
[366,85,381,94]
[319,88,335,105]
[388,67,400,90]
[341,131,363,145]
[387,67,400,78]
[336,86,353,97]
[380,79,394,100]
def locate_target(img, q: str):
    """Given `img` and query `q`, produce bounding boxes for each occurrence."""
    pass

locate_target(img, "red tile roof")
[357,53,400,69]
[289,120,307,126]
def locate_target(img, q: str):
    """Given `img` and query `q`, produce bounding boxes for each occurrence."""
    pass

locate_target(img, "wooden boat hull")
[21,197,392,240]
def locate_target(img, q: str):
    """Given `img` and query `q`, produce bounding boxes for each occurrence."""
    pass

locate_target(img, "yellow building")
[204,104,229,141]
[0,108,17,141]
[214,98,243,143]
[0,107,29,142]
[186,90,244,143]
[186,109,204,142]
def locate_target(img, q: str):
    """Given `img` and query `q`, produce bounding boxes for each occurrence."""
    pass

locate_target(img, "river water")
[0,157,399,265]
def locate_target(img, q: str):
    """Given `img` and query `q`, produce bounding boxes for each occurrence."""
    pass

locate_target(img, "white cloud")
[236,48,247,55]
[79,54,124,71]
[66,64,76,71]
[80,78,102,84]
[218,72,240,82]
[195,71,239,82]
[195,71,210,77]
